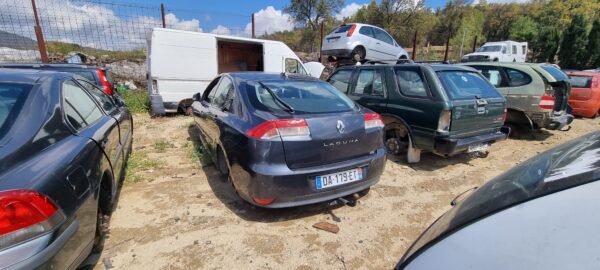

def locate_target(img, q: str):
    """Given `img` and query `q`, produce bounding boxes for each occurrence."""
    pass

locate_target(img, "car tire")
[493,58,499,62]
[352,47,366,63]
[216,148,229,178]
[504,122,519,138]
[92,207,108,253]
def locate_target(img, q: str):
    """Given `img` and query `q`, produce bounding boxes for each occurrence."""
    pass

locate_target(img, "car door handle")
[376,42,381,45]
[100,138,109,149]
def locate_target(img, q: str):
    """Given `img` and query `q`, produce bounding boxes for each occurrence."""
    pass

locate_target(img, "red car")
[567,71,600,118]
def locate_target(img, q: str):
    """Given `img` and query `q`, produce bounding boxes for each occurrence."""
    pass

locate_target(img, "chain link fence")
[0,0,251,64]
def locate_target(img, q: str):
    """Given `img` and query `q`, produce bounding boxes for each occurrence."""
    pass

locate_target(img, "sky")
[142,0,450,36]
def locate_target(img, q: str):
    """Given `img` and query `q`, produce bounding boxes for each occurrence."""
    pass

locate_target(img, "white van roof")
[149,27,288,46]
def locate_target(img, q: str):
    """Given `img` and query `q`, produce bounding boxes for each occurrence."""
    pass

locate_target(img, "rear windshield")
[569,76,592,88]
[249,80,356,114]
[69,71,96,82]
[333,25,352,34]
[436,71,501,100]
[541,65,569,81]
[0,83,33,140]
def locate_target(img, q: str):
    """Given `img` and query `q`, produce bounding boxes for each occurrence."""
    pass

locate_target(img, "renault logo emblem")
[336,120,345,134]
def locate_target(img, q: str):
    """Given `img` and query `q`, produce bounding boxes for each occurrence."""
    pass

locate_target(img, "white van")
[462,40,528,63]
[146,28,324,115]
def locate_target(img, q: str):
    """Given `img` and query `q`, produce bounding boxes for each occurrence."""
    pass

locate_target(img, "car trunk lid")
[281,112,379,169]
[449,97,505,133]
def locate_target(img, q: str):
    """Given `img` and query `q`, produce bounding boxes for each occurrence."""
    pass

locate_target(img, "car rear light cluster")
[503,107,508,123]
[96,68,113,96]
[347,24,357,37]
[437,110,452,132]
[247,119,310,140]
[539,94,555,110]
[0,190,64,248]
[253,197,274,205]
[364,113,384,129]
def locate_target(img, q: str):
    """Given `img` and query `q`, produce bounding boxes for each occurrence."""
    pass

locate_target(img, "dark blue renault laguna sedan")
[192,73,386,208]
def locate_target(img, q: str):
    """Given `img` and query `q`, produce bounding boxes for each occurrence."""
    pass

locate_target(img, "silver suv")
[322,23,409,63]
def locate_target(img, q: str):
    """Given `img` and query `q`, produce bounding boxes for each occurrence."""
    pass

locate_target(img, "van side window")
[354,69,384,96]
[512,45,517,55]
[395,70,428,97]
[328,70,352,93]
[522,45,527,55]
[285,59,307,75]
[505,68,532,87]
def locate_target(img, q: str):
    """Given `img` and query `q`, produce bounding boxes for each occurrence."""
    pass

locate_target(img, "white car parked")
[321,23,409,63]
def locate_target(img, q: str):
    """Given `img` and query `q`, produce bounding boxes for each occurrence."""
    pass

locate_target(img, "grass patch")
[154,140,176,153]
[47,41,146,61]
[124,152,162,184]
[122,89,150,114]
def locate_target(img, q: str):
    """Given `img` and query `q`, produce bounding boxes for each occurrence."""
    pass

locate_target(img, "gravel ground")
[89,114,599,270]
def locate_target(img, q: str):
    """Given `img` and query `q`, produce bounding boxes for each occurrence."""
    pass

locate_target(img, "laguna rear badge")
[323,138,359,147]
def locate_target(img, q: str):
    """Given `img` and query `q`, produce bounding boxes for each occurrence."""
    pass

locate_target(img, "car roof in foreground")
[335,63,478,72]
[397,131,600,268]
[0,68,66,84]
[566,71,600,77]
[0,63,107,70]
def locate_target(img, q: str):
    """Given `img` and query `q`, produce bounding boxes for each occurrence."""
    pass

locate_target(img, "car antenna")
[258,81,295,113]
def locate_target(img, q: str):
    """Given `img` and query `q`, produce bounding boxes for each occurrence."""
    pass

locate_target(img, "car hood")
[396,131,600,269]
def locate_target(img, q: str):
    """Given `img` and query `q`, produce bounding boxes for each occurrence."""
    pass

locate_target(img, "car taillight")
[97,68,113,96]
[437,110,452,132]
[503,107,508,123]
[364,113,384,129]
[0,190,65,247]
[246,119,310,140]
[347,24,357,37]
[539,94,555,110]
[253,197,274,205]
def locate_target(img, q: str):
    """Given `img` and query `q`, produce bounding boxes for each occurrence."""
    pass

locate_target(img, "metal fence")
[0,0,251,63]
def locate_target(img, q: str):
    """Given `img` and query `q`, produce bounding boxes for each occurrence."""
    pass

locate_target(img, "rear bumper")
[322,49,353,58]
[544,111,574,130]
[149,94,178,114]
[433,130,508,156]
[236,148,386,208]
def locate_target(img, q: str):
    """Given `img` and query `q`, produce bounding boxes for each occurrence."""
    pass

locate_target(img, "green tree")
[533,26,561,62]
[285,0,344,31]
[586,18,600,68]
[558,14,588,69]
[509,17,538,42]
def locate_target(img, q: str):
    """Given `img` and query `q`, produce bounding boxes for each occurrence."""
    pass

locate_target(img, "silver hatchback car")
[322,23,409,63]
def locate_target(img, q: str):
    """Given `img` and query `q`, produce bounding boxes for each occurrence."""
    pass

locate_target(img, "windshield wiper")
[258,81,295,113]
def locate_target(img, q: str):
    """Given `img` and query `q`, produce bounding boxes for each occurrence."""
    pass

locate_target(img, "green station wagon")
[462,62,574,135]
[327,63,508,163]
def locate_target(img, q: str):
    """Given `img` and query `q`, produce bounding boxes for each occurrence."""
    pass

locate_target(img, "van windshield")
[0,83,33,141]
[437,71,501,100]
[249,80,356,114]
[477,46,502,52]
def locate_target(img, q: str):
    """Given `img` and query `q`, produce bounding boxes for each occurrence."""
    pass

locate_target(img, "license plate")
[468,143,488,153]
[315,168,363,190]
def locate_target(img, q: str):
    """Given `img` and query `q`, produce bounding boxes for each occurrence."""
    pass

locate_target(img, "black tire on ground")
[216,148,229,177]
[352,47,366,63]
[504,122,519,138]
[92,207,108,253]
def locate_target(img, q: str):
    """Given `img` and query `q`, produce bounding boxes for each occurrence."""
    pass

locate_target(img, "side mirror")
[113,95,126,107]
[193,92,202,102]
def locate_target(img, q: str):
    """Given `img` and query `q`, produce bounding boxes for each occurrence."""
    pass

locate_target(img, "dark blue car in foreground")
[192,73,386,208]
[0,69,132,269]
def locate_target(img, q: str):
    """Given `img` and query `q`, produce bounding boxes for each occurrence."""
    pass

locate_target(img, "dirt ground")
[91,114,599,270]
